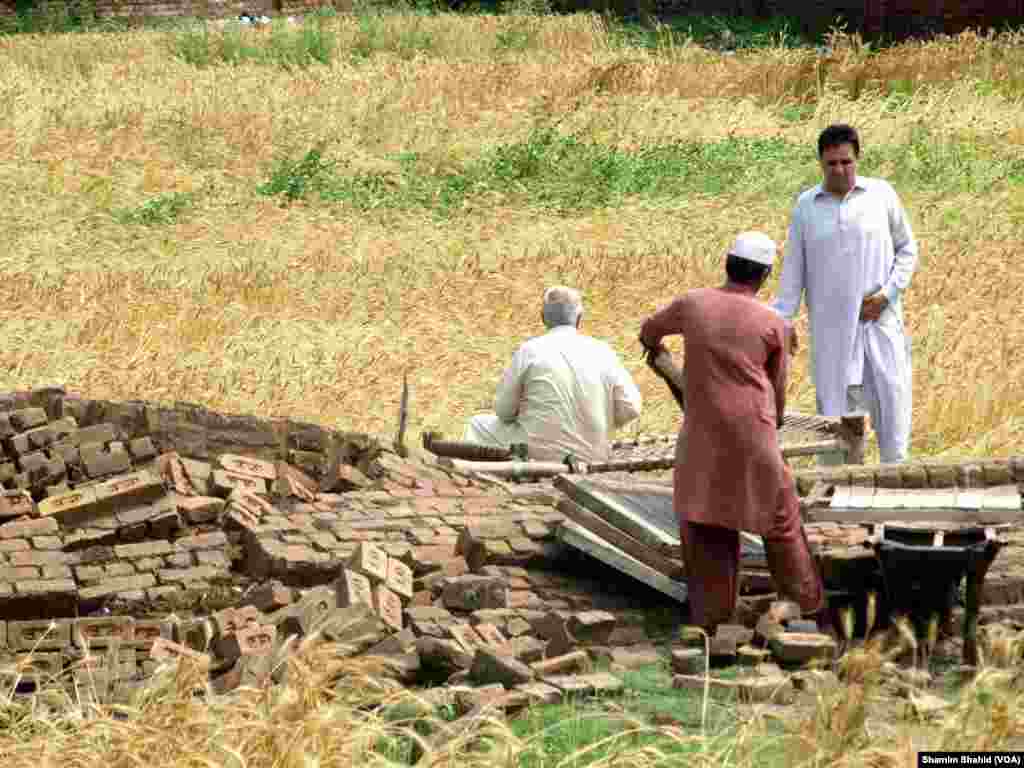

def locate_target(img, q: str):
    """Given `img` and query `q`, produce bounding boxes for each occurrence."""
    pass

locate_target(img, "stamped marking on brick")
[336,569,374,609]
[375,584,404,632]
[220,454,278,481]
[348,542,389,582]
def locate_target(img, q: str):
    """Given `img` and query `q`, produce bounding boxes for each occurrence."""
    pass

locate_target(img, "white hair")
[542,286,583,328]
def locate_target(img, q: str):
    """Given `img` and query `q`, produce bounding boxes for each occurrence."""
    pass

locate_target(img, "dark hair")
[726,254,771,286]
[818,123,860,157]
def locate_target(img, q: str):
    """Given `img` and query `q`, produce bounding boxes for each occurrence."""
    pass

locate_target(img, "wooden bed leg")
[838,415,866,465]
[963,540,1000,666]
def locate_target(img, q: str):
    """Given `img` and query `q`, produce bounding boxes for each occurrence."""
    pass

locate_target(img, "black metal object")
[873,529,1003,665]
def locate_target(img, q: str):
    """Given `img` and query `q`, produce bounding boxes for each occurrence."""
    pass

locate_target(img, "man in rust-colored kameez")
[639,232,825,631]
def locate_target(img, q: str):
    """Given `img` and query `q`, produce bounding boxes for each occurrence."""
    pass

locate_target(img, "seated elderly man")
[463,286,642,464]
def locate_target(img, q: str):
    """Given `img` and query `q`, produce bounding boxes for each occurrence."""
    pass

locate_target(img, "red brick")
[176,531,229,550]
[215,623,277,660]
[105,562,135,577]
[15,579,77,599]
[8,618,72,649]
[131,619,174,648]
[164,552,194,569]
[150,637,211,666]
[0,566,40,580]
[274,462,318,502]
[147,585,182,601]
[402,545,458,575]
[176,495,225,525]
[196,550,231,568]
[115,540,175,559]
[336,569,374,609]
[30,536,63,550]
[75,565,106,582]
[219,454,277,481]
[95,470,166,508]
[374,585,404,632]
[74,616,135,648]
[158,566,224,584]
[0,490,35,518]
[79,574,156,599]
[348,541,389,582]
[10,549,73,567]
[214,470,269,496]
[0,516,58,539]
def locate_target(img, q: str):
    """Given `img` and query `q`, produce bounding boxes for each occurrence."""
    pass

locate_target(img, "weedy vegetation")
[3,620,1024,765]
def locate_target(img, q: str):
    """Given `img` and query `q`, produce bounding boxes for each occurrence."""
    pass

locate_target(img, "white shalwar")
[772,176,918,463]
[463,326,642,464]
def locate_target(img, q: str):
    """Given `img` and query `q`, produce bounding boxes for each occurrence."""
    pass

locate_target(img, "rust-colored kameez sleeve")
[639,297,689,351]
[766,322,790,429]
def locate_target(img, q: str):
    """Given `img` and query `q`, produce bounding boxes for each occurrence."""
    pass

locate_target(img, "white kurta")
[463,326,642,464]
[772,176,918,462]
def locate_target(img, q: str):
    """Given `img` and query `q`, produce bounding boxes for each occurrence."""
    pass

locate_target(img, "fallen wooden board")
[554,476,679,549]
[558,520,688,604]
[556,497,683,579]
[556,476,766,559]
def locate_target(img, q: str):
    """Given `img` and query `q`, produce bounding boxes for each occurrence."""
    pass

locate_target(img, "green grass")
[254,127,1024,216]
[611,13,812,52]
[115,191,195,226]
[172,12,338,69]
[510,663,790,768]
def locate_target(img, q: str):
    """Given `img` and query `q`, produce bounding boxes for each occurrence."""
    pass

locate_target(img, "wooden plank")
[582,479,673,497]
[981,491,1022,512]
[954,490,984,511]
[556,497,683,579]
[806,506,1020,525]
[847,485,875,509]
[439,458,574,480]
[782,440,843,458]
[869,488,898,509]
[575,477,766,561]
[557,520,688,604]
[916,490,957,510]
[553,476,679,549]
[829,485,851,509]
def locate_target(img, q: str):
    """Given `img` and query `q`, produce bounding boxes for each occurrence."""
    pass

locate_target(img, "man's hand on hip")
[782,319,798,356]
[860,291,889,322]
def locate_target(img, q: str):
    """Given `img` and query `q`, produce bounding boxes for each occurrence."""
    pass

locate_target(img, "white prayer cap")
[728,231,777,267]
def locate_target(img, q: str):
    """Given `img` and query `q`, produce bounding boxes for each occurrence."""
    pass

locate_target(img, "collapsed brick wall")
[2,383,1024,704]
[792,456,1024,496]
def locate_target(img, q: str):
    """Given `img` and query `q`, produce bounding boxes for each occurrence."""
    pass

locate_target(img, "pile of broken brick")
[0,391,669,709]
[670,600,841,705]
[1,387,1023,717]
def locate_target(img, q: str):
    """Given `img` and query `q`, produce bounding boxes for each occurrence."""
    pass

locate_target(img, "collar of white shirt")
[813,176,869,199]
[547,325,578,335]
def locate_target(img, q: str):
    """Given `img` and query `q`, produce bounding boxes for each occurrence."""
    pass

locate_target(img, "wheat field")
[2,15,1023,463]
[3,12,1024,761]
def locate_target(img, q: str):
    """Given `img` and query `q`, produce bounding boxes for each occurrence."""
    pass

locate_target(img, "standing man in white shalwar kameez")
[772,124,918,464]
[463,286,642,464]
